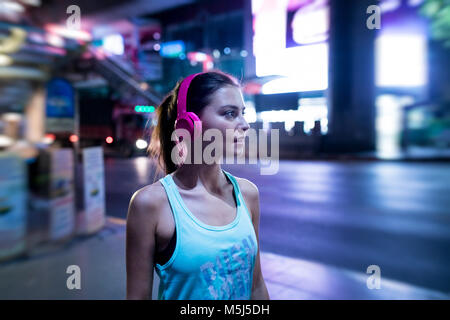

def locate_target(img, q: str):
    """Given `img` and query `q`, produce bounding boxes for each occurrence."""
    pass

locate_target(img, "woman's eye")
[225,111,236,117]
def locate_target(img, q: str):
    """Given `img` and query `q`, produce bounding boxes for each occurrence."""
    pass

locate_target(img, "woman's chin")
[233,143,245,156]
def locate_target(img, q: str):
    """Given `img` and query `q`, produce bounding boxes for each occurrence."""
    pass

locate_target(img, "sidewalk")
[0,217,448,300]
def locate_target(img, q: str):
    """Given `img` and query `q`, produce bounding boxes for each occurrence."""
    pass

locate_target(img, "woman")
[126,70,269,300]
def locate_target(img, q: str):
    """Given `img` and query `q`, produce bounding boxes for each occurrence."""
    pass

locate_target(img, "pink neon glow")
[45,24,92,42]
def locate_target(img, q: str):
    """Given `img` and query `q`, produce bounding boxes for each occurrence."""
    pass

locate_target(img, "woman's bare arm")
[238,178,270,300]
[126,186,160,300]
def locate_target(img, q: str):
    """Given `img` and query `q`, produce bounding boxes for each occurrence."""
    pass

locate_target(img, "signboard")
[80,147,106,234]
[252,0,329,91]
[49,148,75,240]
[160,40,185,58]
[0,153,27,260]
[286,0,329,47]
[46,78,75,133]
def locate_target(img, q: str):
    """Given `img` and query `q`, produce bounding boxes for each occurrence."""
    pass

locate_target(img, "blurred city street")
[1,0,450,301]
[104,157,450,297]
[2,158,449,300]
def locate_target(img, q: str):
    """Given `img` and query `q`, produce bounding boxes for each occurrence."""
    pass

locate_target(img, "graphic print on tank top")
[199,234,257,300]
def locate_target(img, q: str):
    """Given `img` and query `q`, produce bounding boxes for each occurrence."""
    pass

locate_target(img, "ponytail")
[148,81,182,176]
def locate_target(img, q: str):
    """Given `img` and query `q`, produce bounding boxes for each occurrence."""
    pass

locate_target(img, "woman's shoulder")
[232,175,260,207]
[127,179,167,220]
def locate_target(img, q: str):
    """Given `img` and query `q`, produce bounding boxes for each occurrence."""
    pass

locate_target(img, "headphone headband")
[177,72,204,118]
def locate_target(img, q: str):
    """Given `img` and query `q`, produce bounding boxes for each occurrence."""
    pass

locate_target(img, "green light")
[135,105,155,113]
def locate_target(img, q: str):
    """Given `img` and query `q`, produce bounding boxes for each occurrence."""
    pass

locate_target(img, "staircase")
[88,46,162,107]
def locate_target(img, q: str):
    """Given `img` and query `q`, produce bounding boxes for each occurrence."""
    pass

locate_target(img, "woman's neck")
[172,163,228,193]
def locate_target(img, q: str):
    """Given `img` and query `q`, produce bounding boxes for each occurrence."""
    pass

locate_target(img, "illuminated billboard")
[252,0,428,92]
[252,0,329,92]
[376,34,427,87]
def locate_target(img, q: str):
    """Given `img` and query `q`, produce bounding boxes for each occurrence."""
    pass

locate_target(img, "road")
[105,157,450,294]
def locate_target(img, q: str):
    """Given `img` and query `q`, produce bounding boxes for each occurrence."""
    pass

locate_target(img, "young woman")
[126,70,269,300]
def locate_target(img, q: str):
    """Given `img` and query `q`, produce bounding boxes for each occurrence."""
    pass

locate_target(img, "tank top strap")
[222,169,252,220]
[161,170,252,222]
[159,174,185,224]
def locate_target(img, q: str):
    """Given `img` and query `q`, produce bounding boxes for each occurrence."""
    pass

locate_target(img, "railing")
[88,46,162,107]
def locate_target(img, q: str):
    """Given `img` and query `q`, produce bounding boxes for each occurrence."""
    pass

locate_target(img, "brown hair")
[148,70,240,176]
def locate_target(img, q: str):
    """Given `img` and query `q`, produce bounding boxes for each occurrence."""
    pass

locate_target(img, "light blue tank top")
[155,169,258,300]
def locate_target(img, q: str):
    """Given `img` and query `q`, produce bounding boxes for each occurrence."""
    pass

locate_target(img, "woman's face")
[199,85,250,158]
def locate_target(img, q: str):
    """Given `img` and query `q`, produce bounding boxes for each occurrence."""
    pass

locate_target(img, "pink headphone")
[175,72,204,141]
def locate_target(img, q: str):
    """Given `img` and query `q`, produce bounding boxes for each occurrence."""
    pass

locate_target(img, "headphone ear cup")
[174,115,194,140]
[186,112,202,140]
[175,113,202,140]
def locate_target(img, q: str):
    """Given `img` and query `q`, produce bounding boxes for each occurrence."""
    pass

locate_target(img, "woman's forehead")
[208,86,244,107]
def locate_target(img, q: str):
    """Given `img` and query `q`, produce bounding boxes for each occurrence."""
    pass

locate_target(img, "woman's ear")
[171,127,192,166]
[174,138,188,167]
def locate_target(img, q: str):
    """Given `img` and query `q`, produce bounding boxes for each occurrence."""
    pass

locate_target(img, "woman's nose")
[238,116,250,132]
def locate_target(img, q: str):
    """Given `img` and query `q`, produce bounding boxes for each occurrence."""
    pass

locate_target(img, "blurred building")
[1,0,448,159]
